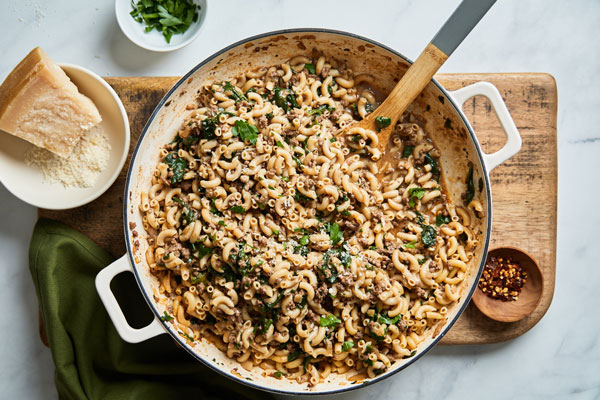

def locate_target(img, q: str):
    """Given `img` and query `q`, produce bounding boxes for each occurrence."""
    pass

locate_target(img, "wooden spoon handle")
[371,0,496,152]
[369,42,447,125]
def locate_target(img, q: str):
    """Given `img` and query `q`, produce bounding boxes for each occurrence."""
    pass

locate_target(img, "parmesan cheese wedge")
[0,47,102,158]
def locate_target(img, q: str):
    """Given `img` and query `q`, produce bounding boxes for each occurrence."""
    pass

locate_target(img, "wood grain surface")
[39,73,557,345]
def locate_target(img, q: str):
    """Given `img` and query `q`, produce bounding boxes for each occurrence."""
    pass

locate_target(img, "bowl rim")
[0,62,130,210]
[114,0,207,52]
[122,28,493,395]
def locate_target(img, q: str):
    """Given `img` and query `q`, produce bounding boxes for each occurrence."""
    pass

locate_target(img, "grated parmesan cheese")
[25,126,110,188]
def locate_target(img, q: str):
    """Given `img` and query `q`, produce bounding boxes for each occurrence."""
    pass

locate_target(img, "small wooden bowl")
[472,247,544,322]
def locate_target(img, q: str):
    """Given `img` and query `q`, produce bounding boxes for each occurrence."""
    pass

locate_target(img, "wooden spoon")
[352,0,497,168]
[472,247,544,323]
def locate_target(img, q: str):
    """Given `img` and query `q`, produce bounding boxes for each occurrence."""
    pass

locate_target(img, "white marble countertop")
[1,0,598,399]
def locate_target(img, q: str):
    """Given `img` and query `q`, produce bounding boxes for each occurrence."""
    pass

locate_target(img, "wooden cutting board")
[38,73,557,345]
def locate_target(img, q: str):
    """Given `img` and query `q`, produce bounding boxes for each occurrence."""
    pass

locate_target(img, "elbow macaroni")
[139,56,483,386]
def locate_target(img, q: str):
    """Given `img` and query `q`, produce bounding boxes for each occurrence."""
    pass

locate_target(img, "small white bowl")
[115,0,207,52]
[0,63,130,210]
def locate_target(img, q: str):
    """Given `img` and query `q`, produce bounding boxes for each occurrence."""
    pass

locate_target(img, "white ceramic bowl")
[115,0,207,52]
[0,63,130,210]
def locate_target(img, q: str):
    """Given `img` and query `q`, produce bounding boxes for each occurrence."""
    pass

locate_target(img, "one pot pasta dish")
[138,55,481,386]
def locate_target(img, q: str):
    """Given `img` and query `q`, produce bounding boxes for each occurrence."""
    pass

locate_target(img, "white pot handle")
[95,254,165,343]
[449,82,522,171]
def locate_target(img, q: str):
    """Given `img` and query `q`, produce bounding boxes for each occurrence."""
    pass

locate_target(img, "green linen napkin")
[29,218,271,400]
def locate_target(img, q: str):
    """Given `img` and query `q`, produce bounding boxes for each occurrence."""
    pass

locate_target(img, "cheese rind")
[0,47,102,158]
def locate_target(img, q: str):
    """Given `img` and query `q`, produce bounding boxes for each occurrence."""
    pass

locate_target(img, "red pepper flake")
[478,255,527,301]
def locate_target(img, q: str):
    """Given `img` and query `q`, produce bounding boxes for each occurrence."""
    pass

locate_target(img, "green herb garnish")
[342,341,354,352]
[130,0,200,44]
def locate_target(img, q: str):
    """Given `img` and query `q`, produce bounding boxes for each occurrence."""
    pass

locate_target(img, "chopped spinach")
[424,152,440,180]
[264,292,284,310]
[304,63,316,74]
[294,244,310,257]
[319,314,341,327]
[190,273,207,284]
[160,311,174,322]
[294,189,312,203]
[402,145,415,158]
[320,245,351,283]
[421,225,437,248]
[408,187,427,207]
[403,240,417,249]
[222,81,248,103]
[163,152,188,184]
[436,214,451,226]
[378,313,401,325]
[182,134,199,148]
[178,331,195,342]
[231,119,259,145]
[200,116,218,140]
[180,206,196,226]
[307,104,335,116]
[210,198,223,216]
[328,222,343,245]
[129,0,200,44]
[297,295,307,309]
[230,205,246,213]
[260,317,273,334]
[273,86,299,112]
[375,116,391,131]
[299,234,310,246]
[403,350,417,359]
[303,356,313,372]
[287,351,302,362]
[465,164,475,205]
